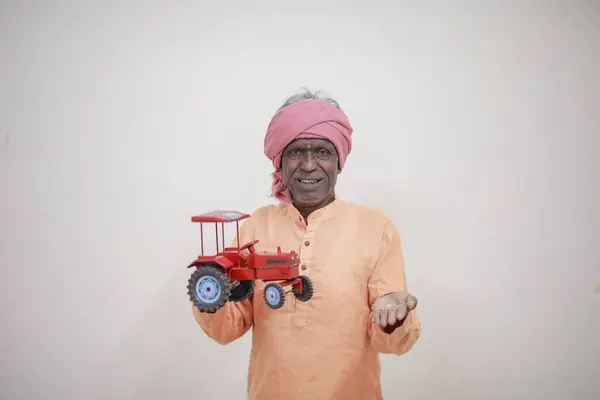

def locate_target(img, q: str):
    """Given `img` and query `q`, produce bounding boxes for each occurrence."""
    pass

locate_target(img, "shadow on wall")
[90,267,252,399]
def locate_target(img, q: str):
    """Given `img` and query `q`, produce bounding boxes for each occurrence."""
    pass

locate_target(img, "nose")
[299,151,317,172]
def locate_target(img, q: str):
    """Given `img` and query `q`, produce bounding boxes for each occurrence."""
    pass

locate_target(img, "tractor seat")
[223,247,248,260]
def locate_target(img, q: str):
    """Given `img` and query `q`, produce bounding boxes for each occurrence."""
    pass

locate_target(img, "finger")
[396,305,408,322]
[379,309,388,327]
[373,308,381,326]
[387,307,397,326]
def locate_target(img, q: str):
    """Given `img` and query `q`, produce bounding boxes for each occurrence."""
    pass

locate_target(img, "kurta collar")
[281,196,344,225]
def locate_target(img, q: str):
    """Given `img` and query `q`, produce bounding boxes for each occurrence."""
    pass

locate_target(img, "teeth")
[300,179,318,183]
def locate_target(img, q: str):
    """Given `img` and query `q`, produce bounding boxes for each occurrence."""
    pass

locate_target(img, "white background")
[1,1,598,399]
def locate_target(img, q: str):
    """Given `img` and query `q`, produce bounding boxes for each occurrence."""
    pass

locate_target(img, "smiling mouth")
[296,178,324,186]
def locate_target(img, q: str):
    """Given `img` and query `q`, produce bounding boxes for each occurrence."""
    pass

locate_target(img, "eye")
[315,148,331,159]
[287,148,302,158]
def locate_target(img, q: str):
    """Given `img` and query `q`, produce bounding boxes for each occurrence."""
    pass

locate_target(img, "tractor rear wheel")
[229,280,255,302]
[263,282,285,309]
[293,275,313,302]
[188,265,230,313]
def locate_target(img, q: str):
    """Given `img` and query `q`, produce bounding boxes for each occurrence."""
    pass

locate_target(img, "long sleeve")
[191,298,253,345]
[367,219,421,355]
[190,215,256,345]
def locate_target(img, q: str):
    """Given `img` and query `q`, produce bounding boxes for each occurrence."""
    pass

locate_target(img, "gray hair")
[277,88,341,111]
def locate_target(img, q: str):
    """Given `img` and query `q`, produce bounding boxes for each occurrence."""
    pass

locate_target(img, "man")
[191,89,421,399]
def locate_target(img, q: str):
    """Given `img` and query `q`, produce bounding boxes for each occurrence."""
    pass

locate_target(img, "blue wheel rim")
[195,275,222,304]
[265,286,281,306]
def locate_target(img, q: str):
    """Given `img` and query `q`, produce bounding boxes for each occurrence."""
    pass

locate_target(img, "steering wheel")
[239,239,259,251]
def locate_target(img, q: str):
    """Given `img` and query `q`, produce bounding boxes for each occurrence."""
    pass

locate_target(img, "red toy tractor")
[186,210,313,312]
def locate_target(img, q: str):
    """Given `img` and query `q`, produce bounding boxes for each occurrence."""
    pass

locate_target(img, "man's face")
[281,138,339,208]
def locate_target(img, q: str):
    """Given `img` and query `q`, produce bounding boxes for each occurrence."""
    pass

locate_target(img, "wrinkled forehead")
[284,138,337,151]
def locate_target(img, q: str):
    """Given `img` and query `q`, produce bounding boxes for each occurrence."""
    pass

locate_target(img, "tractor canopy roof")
[191,210,250,223]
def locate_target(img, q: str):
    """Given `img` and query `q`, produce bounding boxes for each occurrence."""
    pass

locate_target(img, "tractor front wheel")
[293,275,314,302]
[188,265,230,313]
[263,282,285,309]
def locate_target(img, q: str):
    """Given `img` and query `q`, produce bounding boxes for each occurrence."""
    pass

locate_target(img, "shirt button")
[304,240,310,246]
[301,265,307,270]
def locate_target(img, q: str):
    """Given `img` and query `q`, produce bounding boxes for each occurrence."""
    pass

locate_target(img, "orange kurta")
[192,198,421,400]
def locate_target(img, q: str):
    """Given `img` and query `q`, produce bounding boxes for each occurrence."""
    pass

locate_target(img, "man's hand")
[372,291,418,330]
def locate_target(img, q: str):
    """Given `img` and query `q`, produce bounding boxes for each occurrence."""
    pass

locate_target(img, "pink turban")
[264,98,353,203]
